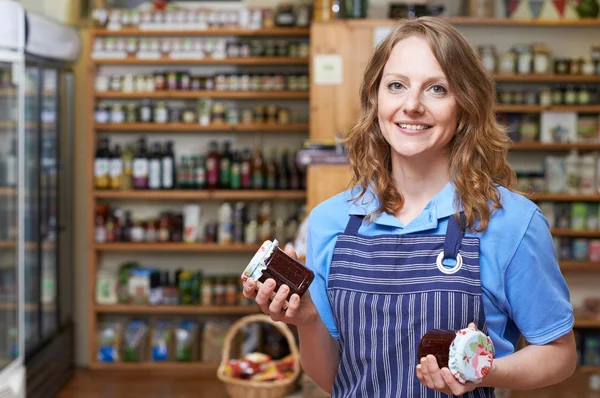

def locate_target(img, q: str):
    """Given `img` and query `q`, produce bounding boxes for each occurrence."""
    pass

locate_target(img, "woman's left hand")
[416,322,483,395]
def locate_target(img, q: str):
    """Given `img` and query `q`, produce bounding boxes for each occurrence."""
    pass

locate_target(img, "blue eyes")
[431,85,447,95]
[389,82,403,91]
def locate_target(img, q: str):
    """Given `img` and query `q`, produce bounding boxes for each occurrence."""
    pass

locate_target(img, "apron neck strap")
[344,214,365,234]
[443,212,466,260]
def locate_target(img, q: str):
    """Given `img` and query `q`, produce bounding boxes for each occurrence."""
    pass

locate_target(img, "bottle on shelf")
[241,149,252,190]
[252,146,265,189]
[161,141,175,190]
[194,155,206,189]
[121,143,134,191]
[109,144,123,190]
[220,141,232,189]
[206,141,220,189]
[148,142,162,190]
[278,148,290,190]
[133,137,149,189]
[94,138,111,190]
[230,151,241,190]
[265,147,278,190]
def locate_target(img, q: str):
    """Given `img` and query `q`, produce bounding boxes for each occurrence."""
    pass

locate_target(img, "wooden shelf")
[95,122,308,132]
[95,90,309,100]
[92,57,309,66]
[560,261,600,271]
[495,74,600,83]
[528,193,600,202]
[89,362,219,373]
[579,366,600,374]
[95,304,258,315]
[0,303,52,311]
[0,121,15,128]
[552,229,600,238]
[511,142,600,151]
[575,318,600,328]
[0,187,16,196]
[0,241,55,249]
[94,242,258,252]
[92,27,310,37]
[444,17,600,27]
[93,189,306,200]
[497,105,600,113]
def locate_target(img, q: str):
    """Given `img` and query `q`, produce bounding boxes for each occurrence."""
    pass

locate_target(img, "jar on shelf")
[519,115,539,142]
[215,74,227,91]
[240,74,251,91]
[153,101,168,124]
[145,74,155,92]
[126,103,137,123]
[578,85,591,105]
[571,58,583,75]
[123,74,135,93]
[135,75,146,92]
[299,41,310,58]
[109,75,122,91]
[212,102,226,124]
[532,43,551,74]
[169,108,181,124]
[478,45,497,73]
[564,85,577,105]
[539,87,552,106]
[499,51,516,74]
[552,85,564,105]
[254,105,266,123]
[513,91,525,105]
[110,103,125,124]
[266,104,278,123]
[226,108,239,124]
[139,100,152,123]
[228,75,240,91]
[554,58,571,75]
[500,90,512,104]
[277,108,290,124]
[276,40,289,57]
[514,44,532,75]
[582,58,595,75]
[95,75,109,92]
[524,90,537,105]
[182,109,196,124]
[241,109,254,124]
[95,104,109,124]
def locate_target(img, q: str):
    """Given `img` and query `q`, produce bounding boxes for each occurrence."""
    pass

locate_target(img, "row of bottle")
[555,237,600,262]
[95,201,306,245]
[96,72,309,93]
[498,85,600,107]
[96,262,252,307]
[94,138,306,191]
[94,101,295,125]
[539,202,600,231]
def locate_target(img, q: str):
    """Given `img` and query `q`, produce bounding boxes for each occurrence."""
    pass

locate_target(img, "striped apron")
[328,213,495,398]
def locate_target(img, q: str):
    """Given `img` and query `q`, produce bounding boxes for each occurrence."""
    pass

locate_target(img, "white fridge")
[0,1,79,397]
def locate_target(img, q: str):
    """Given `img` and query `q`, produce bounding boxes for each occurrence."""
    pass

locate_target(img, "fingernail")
[291,295,299,304]
[280,285,289,293]
[266,279,275,288]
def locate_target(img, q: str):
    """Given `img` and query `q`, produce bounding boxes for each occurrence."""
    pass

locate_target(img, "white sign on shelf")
[313,54,343,85]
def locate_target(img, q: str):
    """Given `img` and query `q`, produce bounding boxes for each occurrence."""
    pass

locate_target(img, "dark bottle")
[132,137,149,189]
[265,147,278,190]
[148,143,162,190]
[278,149,290,190]
[230,151,241,190]
[220,141,232,189]
[161,141,175,189]
[195,155,206,189]
[109,144,123,190]
[123,211,134,242]
[206,141,220,189]
[94,138,111,190]
[240,149,252,189]
[178,156,190,189]
[252,147,265,189]
[288,149,300,190]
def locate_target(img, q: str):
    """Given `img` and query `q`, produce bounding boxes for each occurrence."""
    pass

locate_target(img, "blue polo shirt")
[306,182,574,358]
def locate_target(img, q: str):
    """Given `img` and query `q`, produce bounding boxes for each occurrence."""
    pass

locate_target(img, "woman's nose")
[402,90,424,115]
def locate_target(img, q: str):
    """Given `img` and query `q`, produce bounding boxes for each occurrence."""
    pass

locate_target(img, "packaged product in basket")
[242,239,314,308]
[418,326,495,384]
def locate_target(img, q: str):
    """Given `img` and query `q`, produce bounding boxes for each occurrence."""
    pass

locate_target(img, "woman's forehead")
[382,38,446,80]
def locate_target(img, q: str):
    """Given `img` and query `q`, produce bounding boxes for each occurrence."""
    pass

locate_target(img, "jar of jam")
[110,103,125,124]
[554,58,570,75]
[499,51,516,74]
[240,42,251,58]
[418,327,494,384]
[254,105,265,123]
[532,43,551,74]
[215,74,227,91]
[180,72,191,90]
[191,77,202,91]
[155,72,166,91]
[478,45,497,73]
[241,109,254,124]
[167,71,178,90]
[242,239,315,306]
[278,108,290,124]
[205,77,215,91]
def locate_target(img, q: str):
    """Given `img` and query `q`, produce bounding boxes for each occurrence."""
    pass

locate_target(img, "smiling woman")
[243,16,577,398]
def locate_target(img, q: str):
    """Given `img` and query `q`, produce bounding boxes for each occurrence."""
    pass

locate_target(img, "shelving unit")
[496,105,600,113]
[86,24,310,371]
[94,122,309,132]
[495,74,600,83]
[560,261,599,272]
[511,142,600,151]
[528,193,600,202]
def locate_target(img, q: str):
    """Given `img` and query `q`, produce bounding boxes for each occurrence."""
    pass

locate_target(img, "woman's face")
[377,36,458,161]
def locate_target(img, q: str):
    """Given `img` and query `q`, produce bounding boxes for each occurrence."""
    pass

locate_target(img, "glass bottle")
[94,138,111,190]
[109,144,123,190]
[206,141,220,189]
[161,141,175,189]
[252,147,265,189]
[133,137,149,189]
[121,143,134,191]
[148,142,162,190]
[220,141,232,189]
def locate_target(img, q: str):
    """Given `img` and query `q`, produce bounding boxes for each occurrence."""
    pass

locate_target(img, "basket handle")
[219,314,300,371]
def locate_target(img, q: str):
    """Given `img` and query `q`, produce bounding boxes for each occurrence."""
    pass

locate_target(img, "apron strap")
[443,212,466,260]
[344,215,365,235]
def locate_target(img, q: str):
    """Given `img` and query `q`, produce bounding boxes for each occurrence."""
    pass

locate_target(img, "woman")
[243,17,576,397]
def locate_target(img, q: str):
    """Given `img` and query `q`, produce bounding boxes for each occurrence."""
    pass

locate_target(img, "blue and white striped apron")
[328,213,495,398]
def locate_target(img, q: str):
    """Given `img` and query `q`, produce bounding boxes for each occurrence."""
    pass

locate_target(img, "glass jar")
[241,109,254,124]
[554,58,570,75]
[277,108,290,124]
[299,75,309,91]
[582,58,595,75]
[123,74,135,92]
[212,102,226,124]
[539,87,552,106]
[215,74,227,91]
[254,105,265,123]
[299,41,309,58]
[565,85,577,105]
[513,91,524,105]
[552,85,564,105]
[154,101,168,123]
[126,103,137,123]
[95,75,109,92]
[571,58,583,75]
[266,104,278,123]
[500,90,512,104]
[145,74,155,92]
[155,73,166,91]
[288,42,299,58]
[514,44,532,75]
[169,108,181,123]
[139,100,152,123]
[109,75,122,91]
[241,74,251,91]
[500,51,516,74]
[478,45,497,73]
[519,115,539,142]
[226,108,239,124]
[182,109,196,124]
[532,43,551,74]
[578,85,591,105]
[251,75,261,91]
[110,103,125,124]
[228,75,239,91]
[524,90,537,105]
[135,75,146,92]
[95,104,109,124]
[180,72,191,90]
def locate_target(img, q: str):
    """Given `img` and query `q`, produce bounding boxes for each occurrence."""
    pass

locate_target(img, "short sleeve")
[306,208,341,340]
[504,209,574,345]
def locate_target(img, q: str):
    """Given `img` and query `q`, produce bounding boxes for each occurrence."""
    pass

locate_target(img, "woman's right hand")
[242,248,318,327]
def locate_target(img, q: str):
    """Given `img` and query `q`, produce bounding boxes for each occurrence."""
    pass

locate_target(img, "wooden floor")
[55,369,599,398]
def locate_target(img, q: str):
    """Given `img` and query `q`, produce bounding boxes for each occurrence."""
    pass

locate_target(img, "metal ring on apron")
[436,251,463,274]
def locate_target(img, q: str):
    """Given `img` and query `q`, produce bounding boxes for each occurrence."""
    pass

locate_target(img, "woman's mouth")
[395,123,433,133]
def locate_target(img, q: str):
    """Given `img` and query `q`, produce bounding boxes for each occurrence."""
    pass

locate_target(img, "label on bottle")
[133,159,148,189]
[155,108,167,123]
[95,225,107,243]
[109,159,123,189]
[5,155,16,187]
[252,170,264,189]
[241,163,251,188]
[149,159,161,189]
[95,158,110,189]
[206,158,218,186]
[230,163,241,189]
[220,158,231,185]
[195,167,206,187]
[162,158,173,188]
[140,107,152,123]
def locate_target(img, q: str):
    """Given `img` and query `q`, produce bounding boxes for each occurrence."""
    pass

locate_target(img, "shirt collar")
[347,181,461,229]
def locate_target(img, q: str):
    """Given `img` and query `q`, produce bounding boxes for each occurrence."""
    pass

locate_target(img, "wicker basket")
[216,314,301,398]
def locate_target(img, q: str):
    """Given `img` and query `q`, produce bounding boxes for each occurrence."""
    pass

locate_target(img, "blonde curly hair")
[344,17,516,232]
